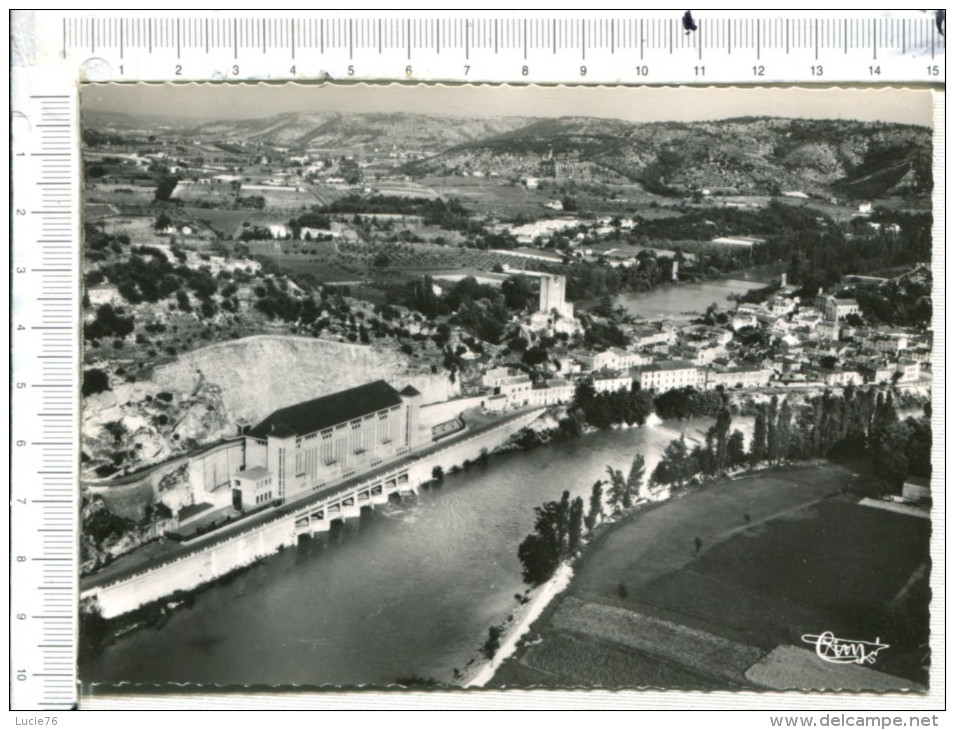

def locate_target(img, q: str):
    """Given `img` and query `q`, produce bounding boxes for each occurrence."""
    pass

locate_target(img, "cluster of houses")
[729,282,928,388]
[477,273,929,412]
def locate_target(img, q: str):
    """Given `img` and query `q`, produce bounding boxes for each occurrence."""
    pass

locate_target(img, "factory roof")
[248,380,403,439]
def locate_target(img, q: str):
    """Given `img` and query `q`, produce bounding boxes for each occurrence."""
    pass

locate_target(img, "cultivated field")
[493,465,931,690]
[85,184,156,206]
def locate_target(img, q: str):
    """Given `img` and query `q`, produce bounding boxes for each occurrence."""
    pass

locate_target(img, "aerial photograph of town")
[76,83,934,695]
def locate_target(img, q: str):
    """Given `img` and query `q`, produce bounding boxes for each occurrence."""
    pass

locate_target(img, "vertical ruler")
[11,69,80,711]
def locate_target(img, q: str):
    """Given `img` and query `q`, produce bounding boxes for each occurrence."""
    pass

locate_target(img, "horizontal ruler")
[29,10,946,83]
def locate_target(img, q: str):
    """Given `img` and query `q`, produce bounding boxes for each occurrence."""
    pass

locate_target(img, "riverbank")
[462,563,575,688]
[487,462,930,690]
[80,417,703,687]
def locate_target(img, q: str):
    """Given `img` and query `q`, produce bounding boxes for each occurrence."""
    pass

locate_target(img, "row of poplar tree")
[517,454,645,586]
[517,386,930,586]
[650,387,928,491]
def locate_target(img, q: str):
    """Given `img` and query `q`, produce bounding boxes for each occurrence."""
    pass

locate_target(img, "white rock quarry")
[83,335,459,477]
[151,335,459,423]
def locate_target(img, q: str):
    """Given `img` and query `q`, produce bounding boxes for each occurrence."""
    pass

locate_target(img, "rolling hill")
[405,115,932,200]
[82,108,932,200]
[186,111,533,152]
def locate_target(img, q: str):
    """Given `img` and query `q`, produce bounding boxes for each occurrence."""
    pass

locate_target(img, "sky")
[81,82,934,127]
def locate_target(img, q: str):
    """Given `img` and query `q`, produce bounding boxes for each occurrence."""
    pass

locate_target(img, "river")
[80,415,754,688]
[615,278,767,320]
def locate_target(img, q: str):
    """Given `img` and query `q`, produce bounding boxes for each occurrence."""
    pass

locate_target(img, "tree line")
[519,384,930,586]
[649,387,930,493]
[517,453,646,586]
[560,380,656,434]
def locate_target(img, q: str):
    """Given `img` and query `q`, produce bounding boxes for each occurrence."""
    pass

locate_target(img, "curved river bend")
[81,416,753,687]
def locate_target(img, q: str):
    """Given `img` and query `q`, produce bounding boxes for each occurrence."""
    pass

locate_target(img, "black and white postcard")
[76,83,937,699]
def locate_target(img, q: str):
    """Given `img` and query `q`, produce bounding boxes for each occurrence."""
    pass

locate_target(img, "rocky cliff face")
[151,334,456,420]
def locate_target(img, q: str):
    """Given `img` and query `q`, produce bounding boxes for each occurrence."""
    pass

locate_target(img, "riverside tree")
[626,454,646,503]
[709,401,732,473]
[651,435,693,489]
[567,497,585,554]
[776,398,793,463]
[727,429,747,469]
[605,467,628,514]
[517,501,562,585]
[556,490,571,555]
[585,480,604,530]
[766,396,780,465]
[750,406,768,466]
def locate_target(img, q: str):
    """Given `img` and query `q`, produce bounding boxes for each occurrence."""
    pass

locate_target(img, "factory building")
[235,381,426,509]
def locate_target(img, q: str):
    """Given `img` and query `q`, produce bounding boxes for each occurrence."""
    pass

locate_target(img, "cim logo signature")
[801,631,890,666]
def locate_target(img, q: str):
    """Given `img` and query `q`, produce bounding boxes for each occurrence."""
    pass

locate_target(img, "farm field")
[240,185,326,210]
[420,177,560,217]
[494,465,931,690]
[99,215,170,243]
[505,629,721,690]
[368,179,442,199]
[418,175,696,220]
[177,207,258,237]
[86,184,156,206]
[248,250,368,283]
[250,238,535,283]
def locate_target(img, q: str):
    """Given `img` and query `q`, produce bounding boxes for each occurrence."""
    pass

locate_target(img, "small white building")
[483,394,509,414]
[895,359,921,383]
[573,350,618,372]
[766,296,796,317]
[817,295,860,323]
[555,356,582,375]
[816,321,840,341]
[710,235,766,248]
[528,379,575,407]
[592,372,632,394]
[498,375,534,408]
[268,224,290,239]
[902,476,931,504]
[819,368,862,387]
[232,466,276,510]
[482,367,515,389]
[634,361,702,391]
[610,348,651,369]
[865,334,909,355]
[630,327,673,349]
[860,362,896,384]
[704,365,772,390]
[730,312,760,331]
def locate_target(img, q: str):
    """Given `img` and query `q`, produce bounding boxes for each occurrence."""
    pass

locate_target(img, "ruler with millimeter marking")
[32,10,946,83]
[11,68,81,711]
[9,9,944,711]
